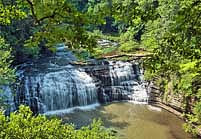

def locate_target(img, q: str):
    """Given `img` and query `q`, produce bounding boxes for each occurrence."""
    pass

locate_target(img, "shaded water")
[61,102,192,139]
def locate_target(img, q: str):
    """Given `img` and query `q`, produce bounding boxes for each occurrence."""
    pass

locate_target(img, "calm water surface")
[60,102,192,139]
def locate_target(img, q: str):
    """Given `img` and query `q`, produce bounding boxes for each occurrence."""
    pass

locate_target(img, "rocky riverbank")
[148,83,201,136]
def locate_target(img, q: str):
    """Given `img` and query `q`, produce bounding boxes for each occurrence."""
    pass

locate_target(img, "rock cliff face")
[149,84,185,113]
[3,46,148,114]
[85,61,148,103]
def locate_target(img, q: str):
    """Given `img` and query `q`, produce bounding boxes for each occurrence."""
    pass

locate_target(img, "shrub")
[0,105,116,139]
[118,41,140,52]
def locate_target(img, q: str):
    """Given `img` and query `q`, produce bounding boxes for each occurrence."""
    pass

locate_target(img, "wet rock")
[3,46,148,114]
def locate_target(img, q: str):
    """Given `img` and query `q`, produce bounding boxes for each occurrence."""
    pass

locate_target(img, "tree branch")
[25,0,59,24]
[37,9,58,23]
[25,0,39,24]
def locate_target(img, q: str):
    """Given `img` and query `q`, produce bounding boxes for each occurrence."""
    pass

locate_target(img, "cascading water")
[3,45,149,114]
[14,66,98,113]
[86,61,149,104]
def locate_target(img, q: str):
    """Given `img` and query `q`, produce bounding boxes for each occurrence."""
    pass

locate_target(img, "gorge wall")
[149,84,186,113]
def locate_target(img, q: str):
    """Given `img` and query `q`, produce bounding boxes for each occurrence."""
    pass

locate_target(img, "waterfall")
[13,65,98,113]
[2,46,149,114]
[91,61,149,104]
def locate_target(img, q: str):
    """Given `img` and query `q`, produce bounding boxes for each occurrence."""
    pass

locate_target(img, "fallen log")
[103,53,152,59]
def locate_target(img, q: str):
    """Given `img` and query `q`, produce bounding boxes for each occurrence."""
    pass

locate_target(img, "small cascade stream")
[2,45,149,114]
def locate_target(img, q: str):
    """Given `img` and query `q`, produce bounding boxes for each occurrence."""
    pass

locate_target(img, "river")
[60,102,192,139]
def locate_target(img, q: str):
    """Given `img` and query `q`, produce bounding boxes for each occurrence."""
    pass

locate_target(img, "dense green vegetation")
[142,0,201,136]
[0,0,26,86]
[0,105,115,139]
[0,0,201,137]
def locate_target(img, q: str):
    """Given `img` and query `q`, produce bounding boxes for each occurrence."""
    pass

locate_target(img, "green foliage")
[118,29,135,43]
[111,0,158,39]
[0,0,28,108]
[0,105,116,139]
[0,37,15,109]
[141,22,159,51]
[73,49,91,61]
[0,0,103,61]
[92,46,117,58]
[87,0,110,26]
[0,2,26,25]
[141,0,201,136]
[183,120,198,136]
[0,37,15,86]
[21,0,97,50]
[0,0,27,86]
[89,30,119,42]
[118,41,140,53]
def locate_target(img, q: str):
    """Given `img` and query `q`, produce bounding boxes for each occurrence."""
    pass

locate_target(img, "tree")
[142,0,201,136]
[16,0,98,51]
[0,38,15,86]
[0,1,26,85]
[111,0,159,41]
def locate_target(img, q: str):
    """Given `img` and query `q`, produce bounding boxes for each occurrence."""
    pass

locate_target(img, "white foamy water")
[147,105,162,112]
[129,101,148,105]
[44,103,100,115]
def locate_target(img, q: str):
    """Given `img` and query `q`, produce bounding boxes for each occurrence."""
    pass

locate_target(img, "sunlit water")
[60,102,192,139]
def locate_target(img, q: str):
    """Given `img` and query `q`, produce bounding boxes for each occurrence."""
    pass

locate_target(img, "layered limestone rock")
[3,45,149,114]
